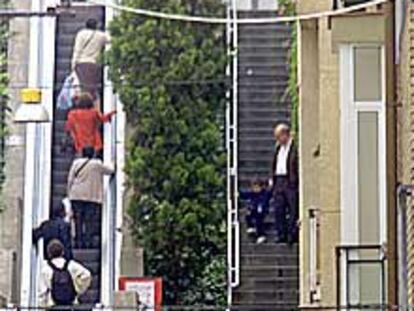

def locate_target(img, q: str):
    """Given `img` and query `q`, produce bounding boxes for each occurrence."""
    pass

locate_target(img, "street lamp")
[14,88,50,123]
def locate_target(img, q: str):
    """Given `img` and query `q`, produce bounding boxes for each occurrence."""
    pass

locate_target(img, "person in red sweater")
[65,93,116,155]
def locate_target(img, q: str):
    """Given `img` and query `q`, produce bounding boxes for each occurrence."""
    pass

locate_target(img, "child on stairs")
[239,179,272,244]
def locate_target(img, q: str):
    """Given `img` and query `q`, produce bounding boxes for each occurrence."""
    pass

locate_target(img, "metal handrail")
[225,0,240,305]
[309,208,320,304]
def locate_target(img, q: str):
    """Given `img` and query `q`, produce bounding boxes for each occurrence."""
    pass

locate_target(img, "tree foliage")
[107,0,227,304]
[279,0,298,136]
[0,0,9,206]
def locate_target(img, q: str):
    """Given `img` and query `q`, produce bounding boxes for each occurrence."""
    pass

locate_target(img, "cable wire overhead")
[88,0,387,24]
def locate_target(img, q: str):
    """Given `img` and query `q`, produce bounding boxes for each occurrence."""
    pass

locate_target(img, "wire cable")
[88,0,387,24]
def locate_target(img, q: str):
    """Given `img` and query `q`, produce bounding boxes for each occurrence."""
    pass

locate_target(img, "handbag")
[57,72,81,111]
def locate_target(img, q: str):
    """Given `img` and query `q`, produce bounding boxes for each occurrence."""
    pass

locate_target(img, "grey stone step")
[238,32,291,42]
[233,288,299,304]
[239,53,288,63]
[241,243,298,255]
[239,108,290,119]
[239,45,290,55]
[238,24,292,32]
[73,249,101,262]
[241,254,298,267]
[238,276,298,291]
[237,10,281,18]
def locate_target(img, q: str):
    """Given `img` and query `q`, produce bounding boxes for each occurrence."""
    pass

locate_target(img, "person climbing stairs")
[51,4,106,305]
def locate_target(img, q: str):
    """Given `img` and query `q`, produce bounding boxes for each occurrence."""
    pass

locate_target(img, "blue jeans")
[246,207,266,237]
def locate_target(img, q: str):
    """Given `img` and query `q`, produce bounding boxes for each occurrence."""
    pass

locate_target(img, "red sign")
[119,277,163,310]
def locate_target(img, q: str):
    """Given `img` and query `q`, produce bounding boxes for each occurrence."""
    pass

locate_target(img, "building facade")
[0,0,31,303]
[297,0,398,307]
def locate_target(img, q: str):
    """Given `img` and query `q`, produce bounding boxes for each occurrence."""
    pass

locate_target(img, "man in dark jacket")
[33,205,73,260]
[271,123,299,245]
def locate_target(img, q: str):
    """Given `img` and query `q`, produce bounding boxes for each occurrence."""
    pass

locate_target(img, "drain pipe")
[397,184,412,309]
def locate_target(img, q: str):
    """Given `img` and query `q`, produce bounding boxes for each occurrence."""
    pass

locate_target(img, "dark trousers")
[246,207,266,237]
[71,200,101,249]
[273,177,298,243]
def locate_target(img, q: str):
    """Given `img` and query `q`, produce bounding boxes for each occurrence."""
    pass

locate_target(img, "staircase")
[233,11,299,310]
[51,5,106,305]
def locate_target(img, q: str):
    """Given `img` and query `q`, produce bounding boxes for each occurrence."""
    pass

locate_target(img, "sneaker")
[256,236,267,244]
[246,228,256,235]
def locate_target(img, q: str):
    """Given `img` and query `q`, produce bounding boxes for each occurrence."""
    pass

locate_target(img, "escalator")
[51,4,106,305]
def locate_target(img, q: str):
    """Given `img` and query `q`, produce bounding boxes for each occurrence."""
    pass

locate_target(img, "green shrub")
[107,0,226,304]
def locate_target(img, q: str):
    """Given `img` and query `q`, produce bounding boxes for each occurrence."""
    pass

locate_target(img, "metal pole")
[397,185,409,310]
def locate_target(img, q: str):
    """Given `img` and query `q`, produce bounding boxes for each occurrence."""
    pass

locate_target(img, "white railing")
[20,0,57,307]
[308,208,320,304]
[101,0,125,305]
[226,0,240,305]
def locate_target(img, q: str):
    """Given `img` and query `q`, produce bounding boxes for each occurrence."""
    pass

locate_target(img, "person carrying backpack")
[38,239,91,308]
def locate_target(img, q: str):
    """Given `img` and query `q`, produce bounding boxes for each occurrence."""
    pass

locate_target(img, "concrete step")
[241,243,298,255]
[238,109,288,119]
[239,44,290,54]
[233,288,299,304]
[73,249,101,263]
[238,276,298,291]
[239,53,288,63]
[237,11,281,18]
[238,116,290,129]
[241,254,298,267]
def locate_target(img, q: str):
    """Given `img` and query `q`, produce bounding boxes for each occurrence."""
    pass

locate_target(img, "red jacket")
[65,108,114,152]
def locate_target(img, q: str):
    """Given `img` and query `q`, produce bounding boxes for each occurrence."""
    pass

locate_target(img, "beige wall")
[297,1,396,307]
[298,18,320,306]
[298,13,341,307]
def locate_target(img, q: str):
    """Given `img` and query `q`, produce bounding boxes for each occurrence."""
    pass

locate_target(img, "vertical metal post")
[102,1,117,305]
[397,185,409,310]
[308,208,320,304]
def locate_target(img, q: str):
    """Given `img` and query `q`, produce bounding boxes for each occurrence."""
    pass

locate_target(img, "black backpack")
[49,260,77,305]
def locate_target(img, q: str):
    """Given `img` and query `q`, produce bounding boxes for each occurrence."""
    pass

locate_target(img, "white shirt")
[275,139,293,176]
[38,257,92,307]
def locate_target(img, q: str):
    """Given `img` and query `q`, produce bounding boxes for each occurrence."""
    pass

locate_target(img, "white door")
[339,44,387,306]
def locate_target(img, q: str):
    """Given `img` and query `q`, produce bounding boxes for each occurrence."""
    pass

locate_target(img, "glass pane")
[358,111,379,245]
[354,47,382,101]
[348,263,383,306]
